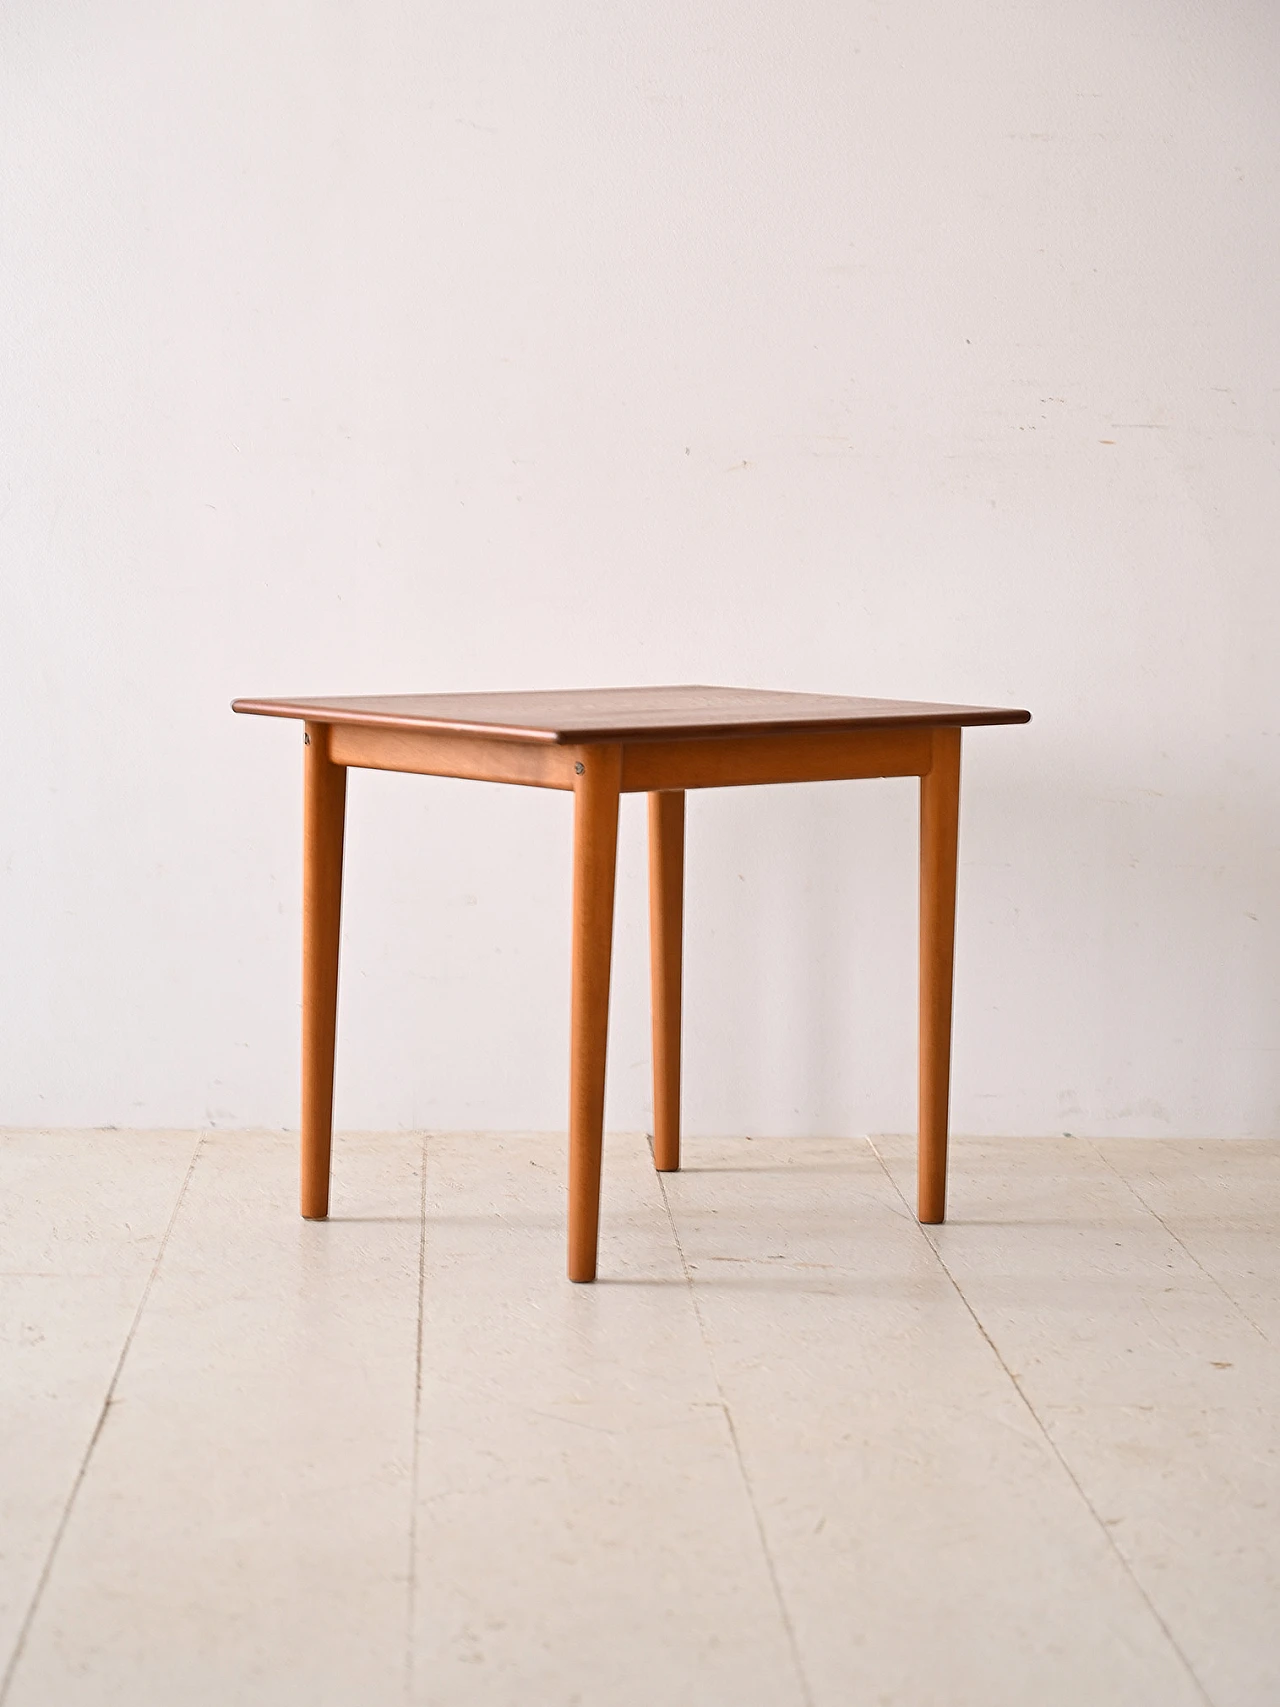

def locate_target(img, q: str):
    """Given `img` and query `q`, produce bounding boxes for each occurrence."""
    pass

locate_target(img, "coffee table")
[233,685,1030,1280]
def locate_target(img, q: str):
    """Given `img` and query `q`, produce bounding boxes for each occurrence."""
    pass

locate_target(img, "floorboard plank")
[0,1130,199,1684]
[409,1132,806,1707]
[672,1134,1206,1707]
[876,1133,1280,1707]
[5,1132,424,1707]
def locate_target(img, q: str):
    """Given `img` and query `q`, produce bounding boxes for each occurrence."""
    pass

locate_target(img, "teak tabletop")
[233,684,1030,1280]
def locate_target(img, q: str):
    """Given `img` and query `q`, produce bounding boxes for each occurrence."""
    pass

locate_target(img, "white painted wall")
[3,2,1278,1139]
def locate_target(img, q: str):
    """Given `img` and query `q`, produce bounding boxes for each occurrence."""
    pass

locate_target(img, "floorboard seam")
[654,1146,816,1707]
[865,1137,1217,1707]
[0,1132,204,1706]
[404,1133,430,1704]
[1092,1142,1275,1350]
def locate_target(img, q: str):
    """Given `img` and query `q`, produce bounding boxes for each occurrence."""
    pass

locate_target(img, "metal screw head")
[574,761,585,774]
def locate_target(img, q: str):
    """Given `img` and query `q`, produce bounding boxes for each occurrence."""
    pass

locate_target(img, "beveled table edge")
[230,695,1032,744]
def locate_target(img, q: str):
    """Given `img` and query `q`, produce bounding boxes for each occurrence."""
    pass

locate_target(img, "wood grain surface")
[233,684,1030,744]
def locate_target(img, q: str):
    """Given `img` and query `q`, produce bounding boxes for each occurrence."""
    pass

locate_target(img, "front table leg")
[568,745,622,1281]
[918,726,961,1223]
[301,721,347,1219]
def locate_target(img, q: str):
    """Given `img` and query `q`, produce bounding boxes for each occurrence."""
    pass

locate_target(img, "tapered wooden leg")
[567,746,622,1281]
[301,721,347,1220]
[918,726,961,1224]
[647,790,685,1172]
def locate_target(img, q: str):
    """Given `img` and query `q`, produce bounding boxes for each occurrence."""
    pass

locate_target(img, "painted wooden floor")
[1,1130,1276,1705]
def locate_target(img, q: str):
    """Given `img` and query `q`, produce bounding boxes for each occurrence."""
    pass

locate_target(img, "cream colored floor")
[1,1130,1277,1706]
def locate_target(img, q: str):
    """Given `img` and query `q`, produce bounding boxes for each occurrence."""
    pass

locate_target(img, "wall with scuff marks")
[2,2,1277,1138]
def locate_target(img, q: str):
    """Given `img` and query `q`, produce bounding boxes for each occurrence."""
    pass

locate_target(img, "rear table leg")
[648,790,685,1173]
